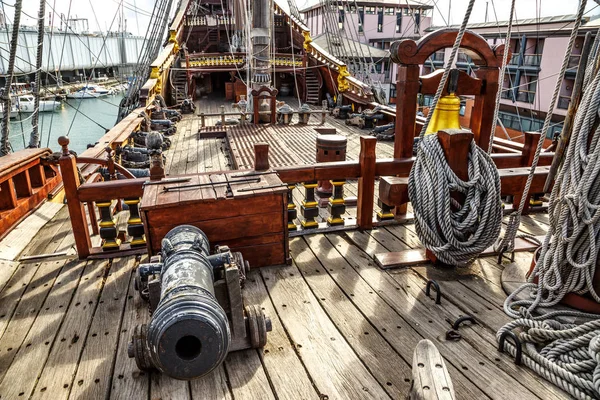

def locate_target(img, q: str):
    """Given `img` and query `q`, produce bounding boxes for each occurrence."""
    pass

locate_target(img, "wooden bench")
[0,148,61,238]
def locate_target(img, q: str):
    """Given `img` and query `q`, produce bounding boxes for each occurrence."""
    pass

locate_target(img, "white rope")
[497,0,588,254]
[409,135,502,266]
[488,0,516,154]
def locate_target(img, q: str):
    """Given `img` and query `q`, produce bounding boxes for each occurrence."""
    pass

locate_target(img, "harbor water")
[7,94,124,155]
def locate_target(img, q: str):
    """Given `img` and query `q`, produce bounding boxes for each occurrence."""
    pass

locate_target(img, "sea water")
[7,94,124,155]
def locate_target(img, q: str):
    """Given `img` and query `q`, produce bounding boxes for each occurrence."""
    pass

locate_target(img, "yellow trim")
[377,211,394,220]
[302,201,318,208]
[302,30,312,51]
[331,180,346,186]
[96,202,112,207]
[99,220,116,228]
[128,217,142,224]
[288,223,297,231]
[124,199,140,205]
[329,198,345,205]
[102,239,121,249]
[303,183,318,189]
[301,220,319,228]
[288,204,296,210]
[130,238,147,246]
[327,217,344,226]
[150,66,160,79]
[529,199,544,206]
[337,65,350,92]
[288,185,296,190]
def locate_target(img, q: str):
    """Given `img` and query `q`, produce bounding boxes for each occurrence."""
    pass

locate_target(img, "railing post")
[327,180,346,226]
[377,199,394,221]
[220,105,225,125]
[58,136,91,258]
[300,181,319,229]
[321,100,327,125]
[254,143,270,171]
[516,131,542,212]
[124,198,146,247]
[357,136,377,229]
[200,113,205,127]
[287,184,297,231]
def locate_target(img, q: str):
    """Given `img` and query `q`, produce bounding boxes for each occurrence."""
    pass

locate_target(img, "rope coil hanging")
[409,0,502,266]
[409,135,502,266]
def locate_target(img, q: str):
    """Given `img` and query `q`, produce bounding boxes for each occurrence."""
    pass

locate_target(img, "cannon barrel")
[129,225,270,380]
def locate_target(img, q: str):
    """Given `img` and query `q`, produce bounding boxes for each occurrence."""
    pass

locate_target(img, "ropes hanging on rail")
[409,0,502,266]
[409,135,502,266]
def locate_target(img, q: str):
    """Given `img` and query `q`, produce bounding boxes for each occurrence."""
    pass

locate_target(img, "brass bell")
[425,69,462,135]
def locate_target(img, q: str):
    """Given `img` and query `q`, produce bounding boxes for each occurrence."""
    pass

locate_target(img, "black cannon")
[128,225,271,380]
[331,104,352,119]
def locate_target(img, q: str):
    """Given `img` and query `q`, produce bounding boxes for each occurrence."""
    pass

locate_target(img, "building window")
[377,8,383,32]
[385,7,394,15]
[347,4,356,12]
[339,8,345,28]
[404,8,412,15]
[365,6,375,14]
[396,13,401,33]
[390,85,397,99]
[358,9,364,32]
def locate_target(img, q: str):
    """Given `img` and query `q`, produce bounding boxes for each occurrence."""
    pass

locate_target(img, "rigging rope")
[496,0,588,255]
[27,0,45,148]
[0,0,22,156]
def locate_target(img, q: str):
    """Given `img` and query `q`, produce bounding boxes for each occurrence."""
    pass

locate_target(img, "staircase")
[306,69,320,105]
[171,68,188,104]
[200,28,219,52]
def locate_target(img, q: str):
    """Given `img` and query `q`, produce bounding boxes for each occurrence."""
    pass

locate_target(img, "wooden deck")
[0,203,565,399]
[0,98,569,399]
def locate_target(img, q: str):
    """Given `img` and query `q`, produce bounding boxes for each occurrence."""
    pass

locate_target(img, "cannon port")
[175,335,202,360]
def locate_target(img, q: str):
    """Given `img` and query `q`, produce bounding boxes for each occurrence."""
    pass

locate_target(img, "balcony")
[516,90,535,103]
[557,95,571,110]
[522,54,542,67]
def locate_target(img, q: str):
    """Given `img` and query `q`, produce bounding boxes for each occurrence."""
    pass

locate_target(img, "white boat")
[0,103,20,119]
[16,95,61,113]
[66,86,106,99]
[86,84,113,95]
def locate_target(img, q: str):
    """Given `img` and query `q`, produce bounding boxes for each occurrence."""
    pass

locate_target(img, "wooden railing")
[197,103,329,127]
[184,15,235,27]
[185,52,304,69]
[0,148,61,238]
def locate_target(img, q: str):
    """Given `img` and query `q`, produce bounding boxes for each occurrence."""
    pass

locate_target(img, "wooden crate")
[140,171,289,268]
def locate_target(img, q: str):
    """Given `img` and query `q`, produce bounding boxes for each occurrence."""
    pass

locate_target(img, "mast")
[250,0,272,89]
[28,0,46,148]
[0,0,23,156]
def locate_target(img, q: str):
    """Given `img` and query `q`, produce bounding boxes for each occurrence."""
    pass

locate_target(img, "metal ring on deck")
[452,315,476,330]
[425,280,442,304]
[498,331,522,365]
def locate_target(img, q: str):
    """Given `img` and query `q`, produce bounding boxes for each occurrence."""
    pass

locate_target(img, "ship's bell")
[424,94,461,135]
[425,69,462,135]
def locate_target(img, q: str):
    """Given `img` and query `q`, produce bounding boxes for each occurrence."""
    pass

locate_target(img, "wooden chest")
[140,171,289,268]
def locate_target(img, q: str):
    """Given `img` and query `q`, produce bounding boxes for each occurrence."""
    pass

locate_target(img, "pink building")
[424,15,600,139]
[301,0,433,101]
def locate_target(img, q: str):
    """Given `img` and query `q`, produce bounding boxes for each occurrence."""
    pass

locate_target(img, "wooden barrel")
[316,134,347,198]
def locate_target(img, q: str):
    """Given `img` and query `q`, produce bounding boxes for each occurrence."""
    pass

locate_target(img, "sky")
[5,0,600,36]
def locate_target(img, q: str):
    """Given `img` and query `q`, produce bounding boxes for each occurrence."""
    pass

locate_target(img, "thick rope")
[488,0,516,154]
[497,0,587,254]
[417,0,475,139]
[409,135,502,266]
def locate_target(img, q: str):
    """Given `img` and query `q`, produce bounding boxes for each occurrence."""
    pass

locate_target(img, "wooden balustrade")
[0,148,61,238]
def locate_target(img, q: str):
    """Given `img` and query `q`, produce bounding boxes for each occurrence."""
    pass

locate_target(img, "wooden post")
[471,68,499,152]
[220,105,225,125]
[394,65,420,158]
[200,113,205,127]
[357,136,377,229]
[321,100,327,125]
[514,131,542,212]
[254,143,270,171]
[426,129,473,263]
[58,136,91,259]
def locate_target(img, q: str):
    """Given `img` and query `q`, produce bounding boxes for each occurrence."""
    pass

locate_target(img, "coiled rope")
[409,135,502,266]
[409,0,503,266]
[497,3,600,398]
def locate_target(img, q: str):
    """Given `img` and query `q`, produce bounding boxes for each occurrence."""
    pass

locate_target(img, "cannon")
[331,104,352,119]
[128,225,271,380]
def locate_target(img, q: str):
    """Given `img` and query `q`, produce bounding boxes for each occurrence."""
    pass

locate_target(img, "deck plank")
[31,260,110,400]
[110,262,150,400]
[260,263,391,400]
[190,367,232,400]
[0,258,87,399]
[294,236,411,398]
[242,270,319,400]
[68,258,135,399]
[150,374,191,400]
[224,350,276,400]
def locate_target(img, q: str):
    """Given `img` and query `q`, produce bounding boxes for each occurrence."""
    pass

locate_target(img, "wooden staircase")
[171,68,188,104]
[305,69,320,105]
[200,28,219,52]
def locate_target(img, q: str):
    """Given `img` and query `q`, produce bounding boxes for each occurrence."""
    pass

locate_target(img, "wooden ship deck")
[0,109,568,400]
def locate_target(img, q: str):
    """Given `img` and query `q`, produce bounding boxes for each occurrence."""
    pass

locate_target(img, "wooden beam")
[357,137,377,229]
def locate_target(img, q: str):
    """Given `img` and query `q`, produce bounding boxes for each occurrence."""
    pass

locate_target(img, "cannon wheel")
[245,305,268,348]
[129,324,153,371]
